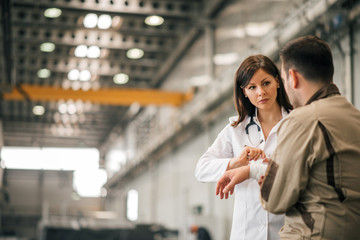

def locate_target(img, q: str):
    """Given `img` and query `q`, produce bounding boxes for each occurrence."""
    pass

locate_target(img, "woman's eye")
[263,81,270,86]
[248,86,255,90]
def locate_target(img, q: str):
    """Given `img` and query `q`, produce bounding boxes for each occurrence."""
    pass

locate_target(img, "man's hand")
[258,175,265,185]
[216,166,250,199]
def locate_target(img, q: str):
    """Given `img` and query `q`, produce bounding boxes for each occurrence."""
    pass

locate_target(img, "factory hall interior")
[0,0,360,239]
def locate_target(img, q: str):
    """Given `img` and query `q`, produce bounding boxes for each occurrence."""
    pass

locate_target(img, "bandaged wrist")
[249,161,268,181]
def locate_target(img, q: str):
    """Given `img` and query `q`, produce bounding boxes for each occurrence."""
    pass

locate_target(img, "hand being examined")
[216,158,269,199]
[216,166,250,199]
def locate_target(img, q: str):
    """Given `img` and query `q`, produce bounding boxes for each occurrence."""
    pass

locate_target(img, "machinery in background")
[41,224,178,240]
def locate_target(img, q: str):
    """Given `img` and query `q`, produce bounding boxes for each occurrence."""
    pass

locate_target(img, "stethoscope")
[245,115,264,147]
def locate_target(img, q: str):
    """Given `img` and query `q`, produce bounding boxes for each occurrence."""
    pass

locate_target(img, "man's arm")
[260,117,311,214]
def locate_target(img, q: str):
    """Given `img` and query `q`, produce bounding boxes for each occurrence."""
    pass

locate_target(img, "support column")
[205,23,215,83]
[343,27,354,103]
[349,22,355,104]
[0,119,4,189]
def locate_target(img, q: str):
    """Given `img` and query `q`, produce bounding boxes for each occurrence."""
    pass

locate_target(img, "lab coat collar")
[251,107,289,124]
[229,107,289,125]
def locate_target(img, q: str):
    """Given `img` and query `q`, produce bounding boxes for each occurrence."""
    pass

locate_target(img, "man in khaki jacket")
[216,35,360,239]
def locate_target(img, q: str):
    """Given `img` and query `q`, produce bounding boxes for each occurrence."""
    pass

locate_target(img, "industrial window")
[126,189,138,221]
[1,147,106,198]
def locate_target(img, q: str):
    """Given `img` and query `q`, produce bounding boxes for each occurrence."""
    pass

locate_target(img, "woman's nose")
[257,87,265,95]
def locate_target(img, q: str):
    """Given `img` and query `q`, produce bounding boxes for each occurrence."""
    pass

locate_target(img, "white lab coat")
[195,108,288,240]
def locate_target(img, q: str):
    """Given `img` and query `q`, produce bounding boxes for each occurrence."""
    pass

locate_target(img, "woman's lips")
[259,99,269,104]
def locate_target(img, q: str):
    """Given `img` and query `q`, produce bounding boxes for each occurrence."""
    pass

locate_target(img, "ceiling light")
[67,104,77,115]
[53,112,61,123]
[44,8,62,18]
[70,114,79,124]
[189,75,211,87]
[145,15,164,26]
[91,81,100,91]
[127,48,144,59]
[79,70,91,81]
[61,114,70,124]
[74,45,88,58]
[245,21,274,37]
[112,16,123,28]
[37,69,51,78]
[81,81,92,91]
[213,53,239,66]
[113,73,129,84]
[84,13,98,28]
[40,42,55,52]
[72,81,81,91]
[98,14,112,29]
[33,105,45,116]
[75,100,84,113]
[87,46,101,58]
[68,69,80,81]
[58,103,68,114]
[62,80,71,89]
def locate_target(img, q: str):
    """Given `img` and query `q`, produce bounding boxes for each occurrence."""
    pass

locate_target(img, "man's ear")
[288,69,299,88]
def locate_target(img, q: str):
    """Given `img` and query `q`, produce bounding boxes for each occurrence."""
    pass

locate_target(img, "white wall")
[109,114,235,239]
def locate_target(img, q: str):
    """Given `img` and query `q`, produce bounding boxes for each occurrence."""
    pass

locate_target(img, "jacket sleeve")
[195,124,234,182]
[260,117,313,214]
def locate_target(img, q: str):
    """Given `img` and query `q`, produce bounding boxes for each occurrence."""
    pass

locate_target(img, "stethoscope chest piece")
[245,116,264,147]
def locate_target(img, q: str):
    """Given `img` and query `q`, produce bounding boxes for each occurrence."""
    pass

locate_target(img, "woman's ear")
[242,88,248,98]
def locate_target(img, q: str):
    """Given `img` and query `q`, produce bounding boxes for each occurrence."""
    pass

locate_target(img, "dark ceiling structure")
[0,0,226,148]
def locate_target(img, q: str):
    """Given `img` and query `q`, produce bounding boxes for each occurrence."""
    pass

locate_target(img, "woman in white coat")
[195,55,292,240]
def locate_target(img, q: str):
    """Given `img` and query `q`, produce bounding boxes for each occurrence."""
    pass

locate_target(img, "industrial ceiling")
[0,0,357,152]
[0,0,226,148]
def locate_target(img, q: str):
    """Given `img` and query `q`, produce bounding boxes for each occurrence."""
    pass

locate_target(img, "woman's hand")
[227,146,265,170]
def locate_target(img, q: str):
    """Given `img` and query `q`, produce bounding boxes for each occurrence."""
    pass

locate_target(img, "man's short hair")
[280,35,334,83]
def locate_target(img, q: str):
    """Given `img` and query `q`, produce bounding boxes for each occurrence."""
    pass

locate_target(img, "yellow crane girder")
[3,85,194,107]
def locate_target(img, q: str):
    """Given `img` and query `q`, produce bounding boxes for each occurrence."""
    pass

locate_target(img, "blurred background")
[0,0,359,239]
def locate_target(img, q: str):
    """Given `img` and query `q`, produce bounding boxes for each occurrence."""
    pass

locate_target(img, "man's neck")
[301,81,328,106]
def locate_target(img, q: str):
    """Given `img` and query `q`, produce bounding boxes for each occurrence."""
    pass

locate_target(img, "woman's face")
[243,68,279,110]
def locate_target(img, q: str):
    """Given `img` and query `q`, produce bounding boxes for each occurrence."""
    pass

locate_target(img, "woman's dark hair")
[232,54,292,127]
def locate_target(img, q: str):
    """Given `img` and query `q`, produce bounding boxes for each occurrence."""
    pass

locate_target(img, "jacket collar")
[229,107,290,124]
[305,83,340,105]
[243,107,289,125]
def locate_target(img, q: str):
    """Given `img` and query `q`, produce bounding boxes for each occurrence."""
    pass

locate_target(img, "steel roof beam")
[14,55,160,68]
[12,27,176,52]
[12,21,182,38]
[3,123,111,133]
[11,10,187,37]
[203,0,229,17]
[3,137,100,148]
[12,0,200,18]
[3,131,103,140]
[3,85,194,107]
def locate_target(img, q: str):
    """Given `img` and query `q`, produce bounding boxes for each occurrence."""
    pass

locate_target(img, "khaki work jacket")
[260,84,360,239]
